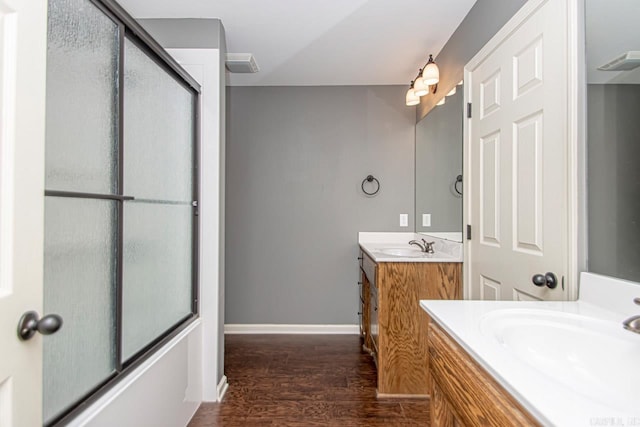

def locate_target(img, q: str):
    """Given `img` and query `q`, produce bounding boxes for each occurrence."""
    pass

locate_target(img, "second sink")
[480,308,640,411]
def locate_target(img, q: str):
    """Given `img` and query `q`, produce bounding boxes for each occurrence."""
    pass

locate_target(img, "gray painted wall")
[138,19,221,49]
[415,86,463,233]
[587,84,640,283]
[225,86,415,324]
[417,0,528,120]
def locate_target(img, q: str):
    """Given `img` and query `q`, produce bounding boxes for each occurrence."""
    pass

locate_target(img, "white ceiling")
[586,0,640,84]
[117,0,477,86]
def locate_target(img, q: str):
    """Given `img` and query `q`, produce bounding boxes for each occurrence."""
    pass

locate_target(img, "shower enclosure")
[43,0,200,424]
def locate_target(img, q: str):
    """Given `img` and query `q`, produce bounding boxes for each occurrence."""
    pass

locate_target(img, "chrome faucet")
[623,297,640,334]
[408,239,435,254]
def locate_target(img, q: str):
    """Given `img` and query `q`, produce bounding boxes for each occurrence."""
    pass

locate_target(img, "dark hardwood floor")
[188,334,430,426]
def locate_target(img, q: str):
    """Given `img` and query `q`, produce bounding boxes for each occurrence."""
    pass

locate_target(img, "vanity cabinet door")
[358,279,364,336]
[359,266,371,347]
[370,280,379,355]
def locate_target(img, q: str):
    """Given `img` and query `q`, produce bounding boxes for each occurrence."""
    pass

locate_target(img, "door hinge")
[466,224,472,240]
[467,102,472,118]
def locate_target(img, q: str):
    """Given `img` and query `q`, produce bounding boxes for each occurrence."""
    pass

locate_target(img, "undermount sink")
[378,248,430,257]
[480,309,640,411]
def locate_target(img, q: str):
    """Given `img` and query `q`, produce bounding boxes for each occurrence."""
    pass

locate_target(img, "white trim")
[167,48,223,402]
[463,68,472,300]
[216,375,228,402]
[565,0,580,300]
[569,0,587,300]
[224,324,360,334]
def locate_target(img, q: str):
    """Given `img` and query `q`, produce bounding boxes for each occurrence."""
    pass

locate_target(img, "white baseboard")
[216,375,228,402]
[224,324,360,334]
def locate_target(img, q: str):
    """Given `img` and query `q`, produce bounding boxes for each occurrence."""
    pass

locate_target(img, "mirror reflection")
[414,84,463,241]
[586,0,640,283]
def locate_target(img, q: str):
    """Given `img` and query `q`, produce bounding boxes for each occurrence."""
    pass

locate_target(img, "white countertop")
[420,273,640,426]
[358,232,462,263]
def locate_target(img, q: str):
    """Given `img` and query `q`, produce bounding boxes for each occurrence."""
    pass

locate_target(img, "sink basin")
[480,309,640,411]
[378,248,430,257]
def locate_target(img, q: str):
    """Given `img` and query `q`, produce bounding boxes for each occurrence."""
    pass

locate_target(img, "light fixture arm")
[423,54,435,70]
[417,55,435,77]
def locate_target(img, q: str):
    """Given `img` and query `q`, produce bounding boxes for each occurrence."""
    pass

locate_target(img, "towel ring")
[361,175,380,196]
[454,174,463,196]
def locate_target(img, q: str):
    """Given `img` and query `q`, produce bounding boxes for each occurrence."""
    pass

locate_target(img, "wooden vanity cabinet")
[359,250,461,397]
[428,321,540,427]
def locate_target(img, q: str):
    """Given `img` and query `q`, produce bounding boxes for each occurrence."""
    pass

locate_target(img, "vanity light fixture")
[405,81,420,106]
[405,54,440,106]
[422,55,439,85]
[413,76,429,97]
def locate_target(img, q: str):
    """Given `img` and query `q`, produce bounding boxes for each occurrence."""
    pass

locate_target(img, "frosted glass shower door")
[122,38,196,361]
[42,0,199,422]
[43,0,119,423]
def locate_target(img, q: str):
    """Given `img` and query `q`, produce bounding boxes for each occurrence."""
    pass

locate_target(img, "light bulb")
[446,87,456,96]
[457,80,463,86]
[406,88,419,106]
[413,77,428,97]
[436,97,445,106]
[422,59,439,86]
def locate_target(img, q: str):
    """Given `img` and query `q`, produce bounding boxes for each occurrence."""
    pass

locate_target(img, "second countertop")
[359,232,463,263]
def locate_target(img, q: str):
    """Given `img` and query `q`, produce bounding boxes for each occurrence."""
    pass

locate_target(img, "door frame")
[462,0,586,301]
[0,0,48,425]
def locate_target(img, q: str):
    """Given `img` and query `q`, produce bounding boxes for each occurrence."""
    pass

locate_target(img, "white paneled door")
[465,0,575,301]
[0,0,48,426]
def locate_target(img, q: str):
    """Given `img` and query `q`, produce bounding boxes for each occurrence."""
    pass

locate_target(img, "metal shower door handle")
[17,311,63,341]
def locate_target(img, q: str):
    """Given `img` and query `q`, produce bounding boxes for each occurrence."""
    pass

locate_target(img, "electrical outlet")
[422,214,431,227]
[399,214,409,227]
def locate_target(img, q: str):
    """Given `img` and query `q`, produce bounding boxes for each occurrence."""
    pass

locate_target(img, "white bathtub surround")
[420,273,640,426]
[67,321,203,427]
[358,232,462,263]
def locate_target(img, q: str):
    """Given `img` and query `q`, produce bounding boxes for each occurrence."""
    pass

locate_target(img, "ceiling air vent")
[226,53,259,73]
[598,51,640,71]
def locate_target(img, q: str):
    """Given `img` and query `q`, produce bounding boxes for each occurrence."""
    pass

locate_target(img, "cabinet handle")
[357,312,362,315]
[357,256,363,260]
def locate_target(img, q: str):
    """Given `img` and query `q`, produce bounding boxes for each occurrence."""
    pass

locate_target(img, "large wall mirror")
[414,84,463,241]
[586,0,640,283]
